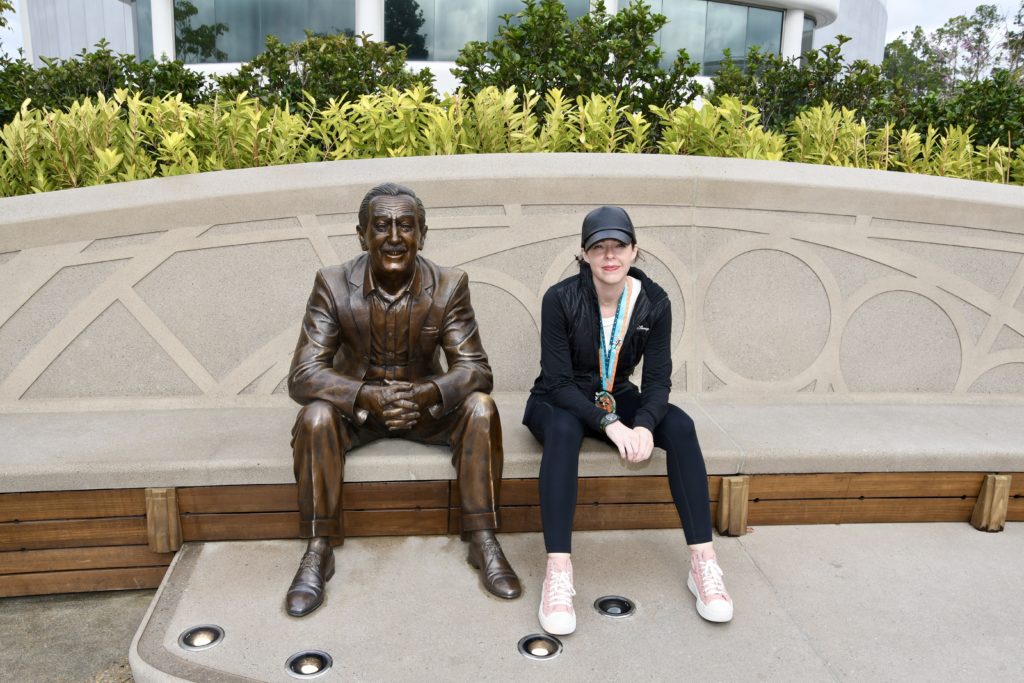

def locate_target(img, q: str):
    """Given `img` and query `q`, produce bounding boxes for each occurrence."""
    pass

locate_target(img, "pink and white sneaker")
[687,548,734,623]
[538,556,576,635]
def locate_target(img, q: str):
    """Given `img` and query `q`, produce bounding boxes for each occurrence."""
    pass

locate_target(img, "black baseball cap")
[582,206,636,250]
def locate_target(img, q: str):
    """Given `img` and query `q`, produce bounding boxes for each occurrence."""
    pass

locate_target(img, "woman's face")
[582,239,639,288]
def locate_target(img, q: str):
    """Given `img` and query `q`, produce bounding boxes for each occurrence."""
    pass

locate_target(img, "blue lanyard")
[599,281,630,393]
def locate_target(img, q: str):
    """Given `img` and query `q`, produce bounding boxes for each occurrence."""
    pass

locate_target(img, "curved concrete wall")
[2,154,1024,412]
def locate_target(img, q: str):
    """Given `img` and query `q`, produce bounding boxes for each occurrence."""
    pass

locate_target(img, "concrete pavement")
[3,523,1022,681]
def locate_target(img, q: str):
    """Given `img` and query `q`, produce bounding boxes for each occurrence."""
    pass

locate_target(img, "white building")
[18,1,886,93]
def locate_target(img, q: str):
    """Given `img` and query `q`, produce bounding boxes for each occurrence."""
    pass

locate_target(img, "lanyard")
[598,279,632,396]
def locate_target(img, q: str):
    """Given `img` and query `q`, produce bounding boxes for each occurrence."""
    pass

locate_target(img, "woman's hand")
[607,421,657,463]
[633,426,654,462]
[604,420,638,461]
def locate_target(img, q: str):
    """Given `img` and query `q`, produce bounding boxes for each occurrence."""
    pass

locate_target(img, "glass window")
[387,0,595,62]
[746,7,781,57]
[801,15,816,57]
[135,0,154,61]
[703,1,746,75]
[173,0,356,64]
[656,0,707,70]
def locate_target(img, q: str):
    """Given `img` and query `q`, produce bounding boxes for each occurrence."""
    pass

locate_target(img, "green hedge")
[2,87,1023,198]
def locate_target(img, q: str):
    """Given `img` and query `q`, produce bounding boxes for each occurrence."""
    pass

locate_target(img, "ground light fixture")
[285,650,333,678]
[517,633,563,661]
[593,595,636,618]
[177,625,224,651]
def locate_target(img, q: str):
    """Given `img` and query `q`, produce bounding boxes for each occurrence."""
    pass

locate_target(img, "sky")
[886,1,1021,41]
[1,2,1023,59]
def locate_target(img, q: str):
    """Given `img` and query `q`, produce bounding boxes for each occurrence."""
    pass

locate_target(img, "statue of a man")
[285,182,521,616]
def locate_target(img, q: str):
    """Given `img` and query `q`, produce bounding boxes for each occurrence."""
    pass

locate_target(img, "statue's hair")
[358,182,426,229]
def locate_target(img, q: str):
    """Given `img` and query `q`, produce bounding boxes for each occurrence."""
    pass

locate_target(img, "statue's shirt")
[363,265,417,382]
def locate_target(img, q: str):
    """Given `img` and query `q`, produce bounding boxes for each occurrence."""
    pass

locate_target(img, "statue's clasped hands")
[357,379,441,431]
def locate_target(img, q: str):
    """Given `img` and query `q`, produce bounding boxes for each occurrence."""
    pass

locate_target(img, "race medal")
[596,280,632,414]
[594,390,616,413]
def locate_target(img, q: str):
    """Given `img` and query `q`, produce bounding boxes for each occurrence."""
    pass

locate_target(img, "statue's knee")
[462,392,498,423]
[298,400,338,433]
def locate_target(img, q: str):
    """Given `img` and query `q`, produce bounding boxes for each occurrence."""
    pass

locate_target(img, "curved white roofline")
[750,1,840,28]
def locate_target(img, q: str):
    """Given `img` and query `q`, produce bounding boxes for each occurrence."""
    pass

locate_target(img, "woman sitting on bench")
[522,205,734,635]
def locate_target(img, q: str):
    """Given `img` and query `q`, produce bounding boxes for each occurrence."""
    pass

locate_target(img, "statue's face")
[358,194,426,285]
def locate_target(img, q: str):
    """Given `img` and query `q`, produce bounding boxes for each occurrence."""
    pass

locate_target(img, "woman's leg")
[527,400,586,553]
[654,404,733,622]
[654,404,713,545]
[525,398,584,634]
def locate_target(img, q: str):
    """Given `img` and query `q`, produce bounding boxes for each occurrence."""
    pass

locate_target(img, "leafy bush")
[0,42,209,125]
[215,32,434,108]
[710,37,890,131]
[4,88,1024,198]
[452,0,702,114]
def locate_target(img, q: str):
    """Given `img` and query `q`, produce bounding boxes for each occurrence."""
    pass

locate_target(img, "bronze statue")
[285,182,521,616]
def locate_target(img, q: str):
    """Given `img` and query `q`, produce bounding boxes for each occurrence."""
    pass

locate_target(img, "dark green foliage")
[929,70,1024,147]
[0,41,209,125]
[215,32,434,107]
[711,37,888,131]
[452,0,702,113]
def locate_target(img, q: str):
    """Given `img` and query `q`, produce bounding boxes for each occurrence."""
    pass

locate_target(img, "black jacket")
[527,262,672,432]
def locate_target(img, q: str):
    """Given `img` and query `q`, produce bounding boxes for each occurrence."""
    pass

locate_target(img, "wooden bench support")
[970,474,1011,532]
[716,475,750,537]
[146,488,182,553]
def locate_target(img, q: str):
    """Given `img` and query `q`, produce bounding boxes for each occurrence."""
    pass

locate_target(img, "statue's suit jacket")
[288,253,493,424]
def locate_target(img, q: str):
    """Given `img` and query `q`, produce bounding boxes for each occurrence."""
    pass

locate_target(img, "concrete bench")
[2,154,1023,596]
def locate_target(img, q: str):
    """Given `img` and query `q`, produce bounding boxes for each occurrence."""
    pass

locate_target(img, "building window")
[385,0,590,61]
[801,14,816,58]
[654,1,783,76]
[173,0,357,64]
[135,0,155,61]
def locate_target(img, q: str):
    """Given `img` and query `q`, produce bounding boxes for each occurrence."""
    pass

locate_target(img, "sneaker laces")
[543,570,576,613]
[697,557,728,600]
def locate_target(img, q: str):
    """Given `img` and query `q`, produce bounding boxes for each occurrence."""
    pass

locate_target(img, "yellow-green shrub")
[3,87,1024,198]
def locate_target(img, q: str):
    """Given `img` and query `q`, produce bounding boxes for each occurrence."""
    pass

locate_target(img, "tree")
[173,0,229,63]
[711,37,889,131]
[452,0,702,113]
[215,32,433,108]
[385,0,428,60]
[883,27,945,98]
[1005,1,1024,78]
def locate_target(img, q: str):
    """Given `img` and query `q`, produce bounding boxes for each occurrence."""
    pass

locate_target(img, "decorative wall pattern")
[2,157,1024,409]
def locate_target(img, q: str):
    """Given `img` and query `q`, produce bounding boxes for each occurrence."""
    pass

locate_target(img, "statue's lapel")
[408,259,436,358]
[348,256,371,350]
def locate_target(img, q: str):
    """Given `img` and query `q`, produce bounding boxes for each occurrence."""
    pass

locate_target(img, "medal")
[596,279,632,412]
[594,390,616,413]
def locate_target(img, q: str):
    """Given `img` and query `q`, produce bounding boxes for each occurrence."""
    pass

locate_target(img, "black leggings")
[525,391,713,552]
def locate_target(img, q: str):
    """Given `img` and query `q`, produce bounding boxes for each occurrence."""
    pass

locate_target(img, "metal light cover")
[517,633,563,661]
[593,595,636,618]
[177,625,225,651]
[285,650,333,679]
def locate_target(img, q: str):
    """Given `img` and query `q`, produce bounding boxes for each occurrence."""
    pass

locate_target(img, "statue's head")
[356,183,428,289]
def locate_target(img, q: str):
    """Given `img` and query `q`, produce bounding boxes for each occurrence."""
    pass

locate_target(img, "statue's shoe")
[467,533,522,599]
[285,548,336,617]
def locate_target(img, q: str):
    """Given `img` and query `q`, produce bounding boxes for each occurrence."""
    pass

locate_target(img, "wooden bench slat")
[180,509,449,541]
[460,476,720,507]
[0,566,168,598]
[0,489,146,523]
[748,473,987,500]
[749,498,976,525]
[176,482,450,513]
[0,545,173,575]
[0,517,148,552]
